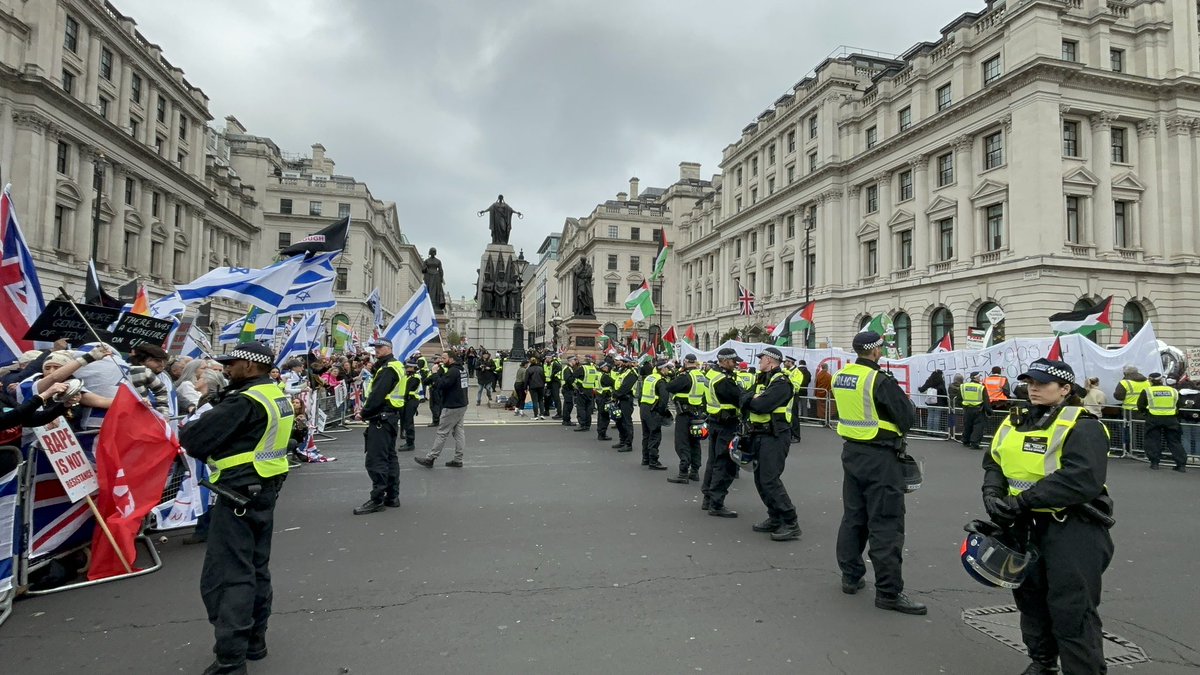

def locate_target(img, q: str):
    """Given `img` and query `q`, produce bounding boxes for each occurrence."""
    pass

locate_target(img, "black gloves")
[984,493,1025,527]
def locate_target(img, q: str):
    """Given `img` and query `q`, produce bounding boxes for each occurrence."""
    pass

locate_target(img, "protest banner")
[22,301,120,343]
[109,313,175,350]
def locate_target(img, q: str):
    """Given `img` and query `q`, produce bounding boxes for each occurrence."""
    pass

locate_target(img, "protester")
[415,351,469,468]
[1082,377,1106,416]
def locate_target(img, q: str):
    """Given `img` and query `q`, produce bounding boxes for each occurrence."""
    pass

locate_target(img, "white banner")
[33,420,98,503]
[677,322,1162,407]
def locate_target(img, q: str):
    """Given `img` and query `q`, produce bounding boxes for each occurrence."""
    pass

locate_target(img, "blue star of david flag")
[218,318,246,345]
[275,312,321,367]
[275,252,337,314]
[175,257,305,311]
[381,284,440,361]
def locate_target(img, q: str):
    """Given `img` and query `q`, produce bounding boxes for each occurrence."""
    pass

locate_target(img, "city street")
[2,421,1198,674]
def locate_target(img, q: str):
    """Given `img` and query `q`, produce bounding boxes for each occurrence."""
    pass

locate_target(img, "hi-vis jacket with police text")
[831,357,915,446]
[181,374,291,488]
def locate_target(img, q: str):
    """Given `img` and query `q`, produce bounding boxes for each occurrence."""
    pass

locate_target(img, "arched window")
[858,314,872,330]
[930,307,954,348]
[894,312,911,357]
[975,301,1004,343]
[602,322,618,344]
[649,324,662,350]
[1123,301,1145,337]
[703,332,711,351]
[1074,298,1099,343]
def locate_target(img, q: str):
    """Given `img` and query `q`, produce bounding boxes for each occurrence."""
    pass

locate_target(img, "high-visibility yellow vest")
[787,368,804,395]
[1120,379,1150,411]
[543,362,553,382]
[596,370,613,395]
[748,371,792,424]
[832,363,902,441]
[1146,385,1178,416]
[640,373,662,405]
[581,364,599,390]
[365,360,406,409]
[735,371,755,390]
[611,370,631,394]
[990,406,1107,513]
[704,371,740,416]
[405,369,421,399]
[673,370,708,406]
[960,382,986,407]
[208,383,294,482]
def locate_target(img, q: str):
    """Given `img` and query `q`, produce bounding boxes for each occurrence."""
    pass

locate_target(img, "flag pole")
[84,494,133,574]
[55,286,135,388]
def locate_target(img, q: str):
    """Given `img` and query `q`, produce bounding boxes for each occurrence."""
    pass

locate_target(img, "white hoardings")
[676,322,1162,407]
[32,419,99,503]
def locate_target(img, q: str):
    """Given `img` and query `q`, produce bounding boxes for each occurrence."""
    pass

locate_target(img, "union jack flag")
[737,281,755,317]
[0,185,46,363]
[30,452,94,559]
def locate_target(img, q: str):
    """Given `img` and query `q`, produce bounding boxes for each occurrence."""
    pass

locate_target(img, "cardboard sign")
[109,313,175,350]
[964,327,988,350]
[166,316,195,354]
[23,301,120,343]
[33,419,98,503]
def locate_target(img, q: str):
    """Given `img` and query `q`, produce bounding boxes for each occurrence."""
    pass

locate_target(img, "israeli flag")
[382,284,439,361]
[218,318,245,345]
[175,255,307,311]
[181,324,212,359]
[149,292,186,320]
[275,252,338,314]
[276,312,320,367]
[365,287,384,328]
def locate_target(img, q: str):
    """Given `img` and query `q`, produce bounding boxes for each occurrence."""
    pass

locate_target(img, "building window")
[606,284,617,304]
[736,167,743,186]
[1111,127,1127,163]
[982,55,1002,84]
[899,230,913,269]
[787,130,796,153]
[61,69,75,95]
[151,241,163,276]
[606,254,618,270]
[786,164,795,183]
[1114,200,1129,248]
[174,203,182,226]
[99,96,110,119]
[750,232,758,252]
[1063,120,1080,157]
[122,231,136,269]
[765,267,774,294]
[808,151,818,172]
[173,249,185,282]
[936,83,952,111]
[652,228,662,243]
[898,170,913,201]
[1110,48,1124,73]
[280,198,293,214]
[767,226,775,246]
[898,106,912,131]
[786,214,796,239]
[984,132,1003,169]
[1122,301,1144,336]
[894,312,911,357]
[808,114,818,139]
[100,47,113,80]
[768,143,776,165]
[278,232,292,249]
[630,255,640,272]
[179,116,188,140]
[156,96,167,123]
[608,224,618,238]
[309,201,322,216]
[865,185,878,214]
[155,136,164,156]
[131,73,142,104]
[335,267,348,292]
[64,16,80,52]
[751,188,758,204]
[783,260,794,291]
[124,177,134,205]
[1062,40,1078,62]
[630,227,640,240]
[937,152,954,186]
[985,204,1004,251]
[735,196,742,212]
[938,218,955,261]
[931,307,954,347]
[53,205,66,249]
[864,240,878,277]
[767,177,775,195]
[866,126,878,149]
[751,157,758,176]
[806,253,816,291]
[151,191,161,217]
[338,202,350,218]
[1066,196,1081,243]
[129,119,138,138]
[735,238,742,257]
[55,141,69,174]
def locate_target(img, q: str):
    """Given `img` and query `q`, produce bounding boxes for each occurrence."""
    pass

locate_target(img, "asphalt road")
[2,421,1198,675]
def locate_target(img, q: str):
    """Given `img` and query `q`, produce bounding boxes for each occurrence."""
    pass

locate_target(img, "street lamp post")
[509,249,530,361]
[91,152,108,264]
[802,207,816,349]
[548,296,563,353]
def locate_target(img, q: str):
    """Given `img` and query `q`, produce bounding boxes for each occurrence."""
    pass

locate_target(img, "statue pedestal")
[473,242,519,356]
[564,316,601,358]
[474,317,516,355]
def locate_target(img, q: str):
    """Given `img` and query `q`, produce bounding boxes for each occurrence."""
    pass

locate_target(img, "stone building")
[521,233,561,350]
[675,0,1200,353]
[444,295,478,346]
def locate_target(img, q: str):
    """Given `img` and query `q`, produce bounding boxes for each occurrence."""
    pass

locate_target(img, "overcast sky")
[120,0,972,299]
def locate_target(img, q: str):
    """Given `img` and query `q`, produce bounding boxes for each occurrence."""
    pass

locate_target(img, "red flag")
[646,340,656,358]
[1047,337,1063,361]
[684,325,696,345]
[88,385,180,580]
[930,333,953,353]
[1118,329,1130,346]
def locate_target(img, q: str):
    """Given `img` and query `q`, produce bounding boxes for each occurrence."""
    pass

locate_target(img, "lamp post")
[802,207,816,349]
[91,152,108,264]
[548,296,564,353]
[509,249,530,361]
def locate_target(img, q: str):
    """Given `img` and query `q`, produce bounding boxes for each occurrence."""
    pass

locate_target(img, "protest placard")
[23,301,120,343]
[110,313,175,350]
[33,419,98,503]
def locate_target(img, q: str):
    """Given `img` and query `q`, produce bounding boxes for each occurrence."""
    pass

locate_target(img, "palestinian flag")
[1118,329,1130,346]
[684,325,696,345]
[1048,296,1112,336]
[646,340,657,358]
[596,329,609,350]
[238,306,264,343]
[770,302,815,345]
[930,332,953,353]
[629,330,641,355]
[650,229,670,281]
[661,326,678,357]
[624,279,655,322]
[1047,336,1063,360]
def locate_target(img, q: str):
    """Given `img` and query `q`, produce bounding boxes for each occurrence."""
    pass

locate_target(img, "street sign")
[985,306,1006,326]
[33,419,98,503]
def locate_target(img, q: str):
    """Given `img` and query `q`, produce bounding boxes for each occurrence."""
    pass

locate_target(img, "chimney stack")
[629,177,640,199]
[311,143,327,172]
[617,192,628,201]
[679,162,701,181]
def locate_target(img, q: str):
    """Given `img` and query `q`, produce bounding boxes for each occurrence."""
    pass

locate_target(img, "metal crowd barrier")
[315,390,351,430]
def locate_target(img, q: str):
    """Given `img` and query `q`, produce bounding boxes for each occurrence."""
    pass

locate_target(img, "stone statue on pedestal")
[493,254,511,319]
[480,257,496,316]
[477,195,523,246]
[572,258,594,317]
[422,247,447,312]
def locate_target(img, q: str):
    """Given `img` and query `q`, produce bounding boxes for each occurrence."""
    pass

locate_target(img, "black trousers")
[398,403,416,448]
[1144,418,1186,467]
[575,390,594,429]
[201,480,281,666]
[596,397,611,437]
[514,385,527,410]
[640,405,662,462]
[962,407,985,447]
[790,398,803,440]
[364,414,399,502]
[1014,515,1114,673]
[751,431,795,523]
[430,390,443,423]
[836,441,905,594]
[673,410,703,473]
[702,422,738,507]
[561,387,575,425]
[545,382,560,414]
[616,399,635,445]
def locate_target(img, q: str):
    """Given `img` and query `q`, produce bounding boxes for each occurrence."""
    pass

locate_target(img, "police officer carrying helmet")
[398,356,421,452]
[666,353,707,484]
[180,342,292,675]
[959,371,991,450]
[611,356,637,452]
[1138,372,1187,472]
[982,358,1115,674]
[639,359,672,470]
[354,339,406,515]
[832,331,924,615]
[742,347,800,541]
[701,347,744,517]
[574,356,598,432]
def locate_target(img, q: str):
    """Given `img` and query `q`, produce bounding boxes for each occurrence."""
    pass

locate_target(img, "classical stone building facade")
[522,233,560,350]
[675,0,1200,353]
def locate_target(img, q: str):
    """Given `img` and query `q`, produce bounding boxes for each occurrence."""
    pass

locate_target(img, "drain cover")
[962,605,1149,667]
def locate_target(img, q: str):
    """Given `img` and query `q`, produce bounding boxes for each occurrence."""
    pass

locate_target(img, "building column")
[847,185,862,284]
[40,127,62,252]
[1137,118,1162,260]
[754,224,765,295]
[910,155,930,271]
[83,24,100,109]
[117,63,133,132]
[875,171,893,278]
[163,202,180,280]
[1091,112,1116,256]
[1190,119,1200,259]
[824,189,844,291]
[144,82,158,147]
[75,146,98,262]
[953,134,976,265]
[1162,116,1192,258]
[107,166,128,265]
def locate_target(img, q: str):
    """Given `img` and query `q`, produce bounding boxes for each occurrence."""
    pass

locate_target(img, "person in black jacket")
[612,356,638,451]
[701,348,744,517]
[639,360,672,470]
[560,355,577,427]
[398,357,421,452]
[0,380,73,433]
[416,351,469,468]
[526,356,546,419]
[742,347,799,541]
[353,340,405,515]
[918,369,948,432]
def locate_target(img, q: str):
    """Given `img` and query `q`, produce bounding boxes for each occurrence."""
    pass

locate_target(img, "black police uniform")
[742,365,798,534]
[573,363,594,431]
[180,372,289,672]
[360,354,402,506]
[702,365,744,512]
[983,400,1114,674]
[426,361,443,425]
[399,365,420,450]
[835,356,918,599]
[960,379,992,449]
[1137,386,1187,470]
[596,367,613,440]
[667,368,704,480]
[545,360,561,417]
[613,365,637,450]
[640,372,670,468]
[560,363,577,426]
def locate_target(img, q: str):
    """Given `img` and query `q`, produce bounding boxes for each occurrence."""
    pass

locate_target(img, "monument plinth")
[473,243,519,353]
[564,316,602,358]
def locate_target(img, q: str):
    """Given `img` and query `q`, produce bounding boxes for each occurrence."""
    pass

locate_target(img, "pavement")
[2,413,1199,675]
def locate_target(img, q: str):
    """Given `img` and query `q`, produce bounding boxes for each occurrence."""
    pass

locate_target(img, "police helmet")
[689,417,709,439]
[899,453,923,493]
[960,520,1039,589]
[605,400,622,419]
[728,435,756,468]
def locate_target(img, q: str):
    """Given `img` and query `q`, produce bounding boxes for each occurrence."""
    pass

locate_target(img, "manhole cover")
[962,605,1149,667]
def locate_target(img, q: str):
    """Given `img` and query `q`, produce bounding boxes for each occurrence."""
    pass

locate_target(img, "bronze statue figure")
[480,256,496,316]
[477,195,523,246]
[422,247,447,312]
[572,258,594,317]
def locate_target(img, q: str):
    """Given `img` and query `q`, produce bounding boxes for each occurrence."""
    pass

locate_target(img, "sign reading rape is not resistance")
[33,418,98,503]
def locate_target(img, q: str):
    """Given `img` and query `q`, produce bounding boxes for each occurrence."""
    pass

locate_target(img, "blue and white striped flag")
[276,312,320,367]
[218,318,245,345]
[149,292,186,320]
[365,287,384,328]
[275,252,337,314]
[175,256,305,311]
[181,324,212,359]
[0,467,18,594]
[381,284,440,361]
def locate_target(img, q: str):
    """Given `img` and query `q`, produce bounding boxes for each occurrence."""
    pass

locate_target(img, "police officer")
[424,355,443,426]
[735,362,755,390]
[639,359,671,470]
[701,347,744,517]
[1138,372,1187,472]
[832,331,923,614]
[353,339,405,515]
[595,360,614,441]
[742,347,800,541]
[666,354,707,484]
[180,342,292,675]
[398,356,421,452]
[560,355,578,427]
[959,371,991,450]
[574,356,598,432]
[611,356,638,451]
[784,356,804,442]
[982,358,1114,674]
[545,355,562,419]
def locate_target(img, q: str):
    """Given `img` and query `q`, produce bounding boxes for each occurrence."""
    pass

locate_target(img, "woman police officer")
[981,358,1114,675]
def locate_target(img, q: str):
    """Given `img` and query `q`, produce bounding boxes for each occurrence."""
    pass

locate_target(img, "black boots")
[687,470,700,481]
[353,500,385,515]
[841,577,866,595]
[647,461,667,470]
[708,506,738,518]
[667,473,689,484]
[874,593,927,615]
[770,522,802,541]
[1019,662,1060,674]
[752,519,781,533]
